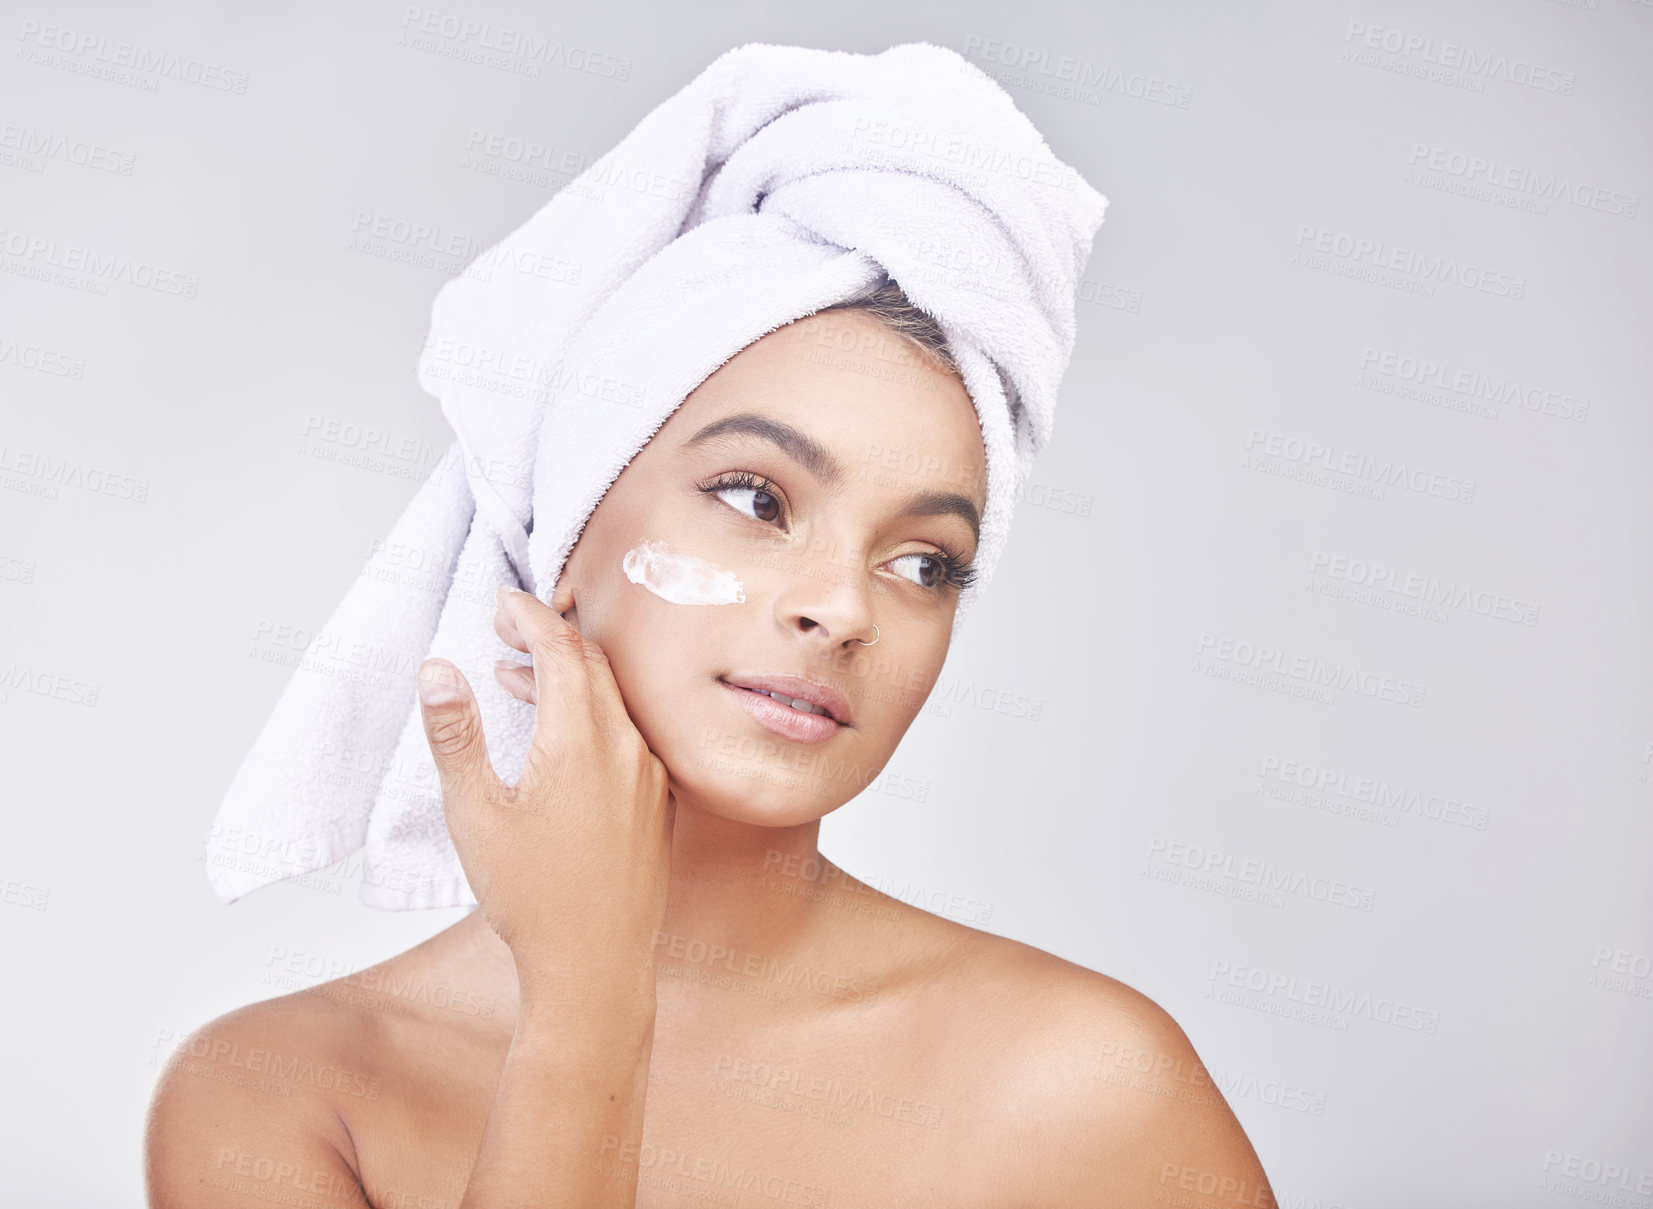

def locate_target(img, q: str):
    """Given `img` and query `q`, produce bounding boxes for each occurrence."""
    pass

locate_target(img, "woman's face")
[550,308,988,826]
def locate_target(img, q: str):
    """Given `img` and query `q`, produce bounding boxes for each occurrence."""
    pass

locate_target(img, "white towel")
[205,41,1107,909]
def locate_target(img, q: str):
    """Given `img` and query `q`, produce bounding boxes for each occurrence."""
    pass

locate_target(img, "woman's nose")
[767,541,879,646]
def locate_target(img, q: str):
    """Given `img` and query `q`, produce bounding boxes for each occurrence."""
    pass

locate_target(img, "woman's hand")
[415,586,676,1016]
[415,588,671,1208]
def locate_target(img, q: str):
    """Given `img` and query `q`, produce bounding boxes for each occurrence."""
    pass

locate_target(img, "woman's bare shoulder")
[143,987,375,1206]
[907,922,1275,1207]
[144,924,508,1207]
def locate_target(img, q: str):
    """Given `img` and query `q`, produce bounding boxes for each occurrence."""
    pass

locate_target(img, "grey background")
[2,0,1650,1204]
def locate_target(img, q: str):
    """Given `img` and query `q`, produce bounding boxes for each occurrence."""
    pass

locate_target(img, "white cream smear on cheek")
[621,539,745,605]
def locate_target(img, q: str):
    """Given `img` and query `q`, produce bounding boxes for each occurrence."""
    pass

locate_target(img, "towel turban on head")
[206,40,1108,908]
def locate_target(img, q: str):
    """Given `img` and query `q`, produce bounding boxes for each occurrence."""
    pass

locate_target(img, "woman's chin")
[664,775,847,829]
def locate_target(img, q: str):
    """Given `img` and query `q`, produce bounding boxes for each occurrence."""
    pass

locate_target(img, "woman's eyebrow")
[897,489,981,545]
[680,411,980,545]
[681,413,846,487]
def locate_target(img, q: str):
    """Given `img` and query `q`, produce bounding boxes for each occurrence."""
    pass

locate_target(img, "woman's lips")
[717,679,843,743]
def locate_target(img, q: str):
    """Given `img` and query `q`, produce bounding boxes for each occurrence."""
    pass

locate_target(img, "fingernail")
[418,660,462,706]
[496,584,512,608]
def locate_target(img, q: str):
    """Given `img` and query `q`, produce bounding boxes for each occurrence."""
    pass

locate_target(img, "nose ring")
[857,624,880,646]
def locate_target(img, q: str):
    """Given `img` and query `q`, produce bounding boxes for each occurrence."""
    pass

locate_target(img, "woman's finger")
[493,587,530,654]
[563,636,643,740]
[493,659,536,704]
[416,659,506,812]
[495,591,645,761]
[496,589,592,738]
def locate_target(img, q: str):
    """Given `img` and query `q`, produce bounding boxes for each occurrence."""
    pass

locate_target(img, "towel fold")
[205,40,1107,909]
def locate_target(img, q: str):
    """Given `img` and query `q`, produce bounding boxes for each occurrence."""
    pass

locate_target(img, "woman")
[147,44,1273,1209]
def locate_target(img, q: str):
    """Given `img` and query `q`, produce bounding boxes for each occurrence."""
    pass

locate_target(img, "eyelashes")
[700,468,783,525]
[694,469,978,594]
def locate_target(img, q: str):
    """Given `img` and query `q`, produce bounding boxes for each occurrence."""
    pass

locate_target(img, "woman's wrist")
[514,969,660,1048]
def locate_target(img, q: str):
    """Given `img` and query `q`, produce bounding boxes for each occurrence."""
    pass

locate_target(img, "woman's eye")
[716,485,782,524]
[889,552,947,589]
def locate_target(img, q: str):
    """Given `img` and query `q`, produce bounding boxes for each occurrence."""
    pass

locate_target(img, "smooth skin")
[146,309,1274,1208]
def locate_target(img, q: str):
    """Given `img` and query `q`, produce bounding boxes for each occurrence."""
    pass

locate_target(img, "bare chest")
[349,1006,1002,1209]
[623,1025,978,1208]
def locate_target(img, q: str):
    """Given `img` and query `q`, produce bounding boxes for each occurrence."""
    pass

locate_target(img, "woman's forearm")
[417,592,678,1206]
[459,982,659,1209]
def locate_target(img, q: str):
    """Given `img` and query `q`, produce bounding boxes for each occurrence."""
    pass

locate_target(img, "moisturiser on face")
[622,539,745,605]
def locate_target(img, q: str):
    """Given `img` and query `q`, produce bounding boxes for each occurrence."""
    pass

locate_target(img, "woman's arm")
[423,587,676,1208]
[148,592,669,1209]
[458,993,658,1207]
[145,1009,370,1209]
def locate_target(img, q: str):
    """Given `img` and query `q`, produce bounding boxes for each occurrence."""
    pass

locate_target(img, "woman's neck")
[659,803,832,961]
[441,802,844,1015]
